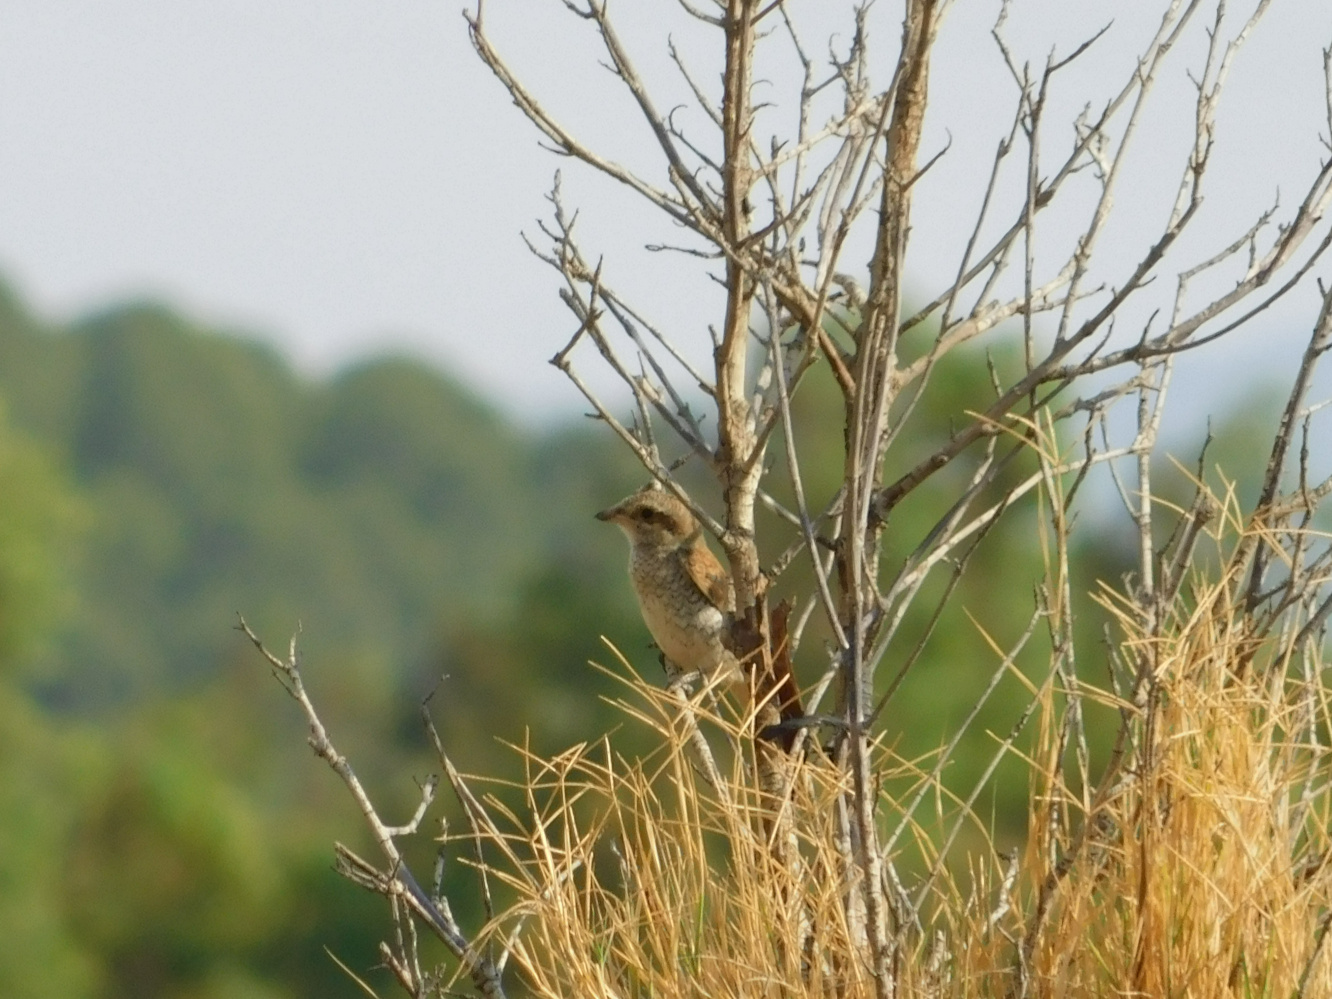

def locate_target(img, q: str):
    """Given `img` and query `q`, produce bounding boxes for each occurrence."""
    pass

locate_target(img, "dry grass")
[440,3,1332,994]
[446,514,1332,998]
[1010,563,1332,997]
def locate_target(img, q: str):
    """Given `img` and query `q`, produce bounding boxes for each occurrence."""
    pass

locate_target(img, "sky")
[2,1,1330,428]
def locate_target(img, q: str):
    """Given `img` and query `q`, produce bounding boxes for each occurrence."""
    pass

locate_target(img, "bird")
[595,484,740,687]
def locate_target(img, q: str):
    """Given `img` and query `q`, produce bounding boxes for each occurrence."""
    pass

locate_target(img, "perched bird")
[596,485,740,685]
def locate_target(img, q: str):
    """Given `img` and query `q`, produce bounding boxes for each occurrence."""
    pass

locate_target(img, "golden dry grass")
[1010,563,1332,997]
[451,516,1332,998]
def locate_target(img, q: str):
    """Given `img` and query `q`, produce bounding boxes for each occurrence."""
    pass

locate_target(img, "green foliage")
[63,728,283,990]
[0,276,1287,996]
[0,695,102,999]
[0,398,97,996]
[0,296,589,707]
[0,401,84,674]
[0,280,653,997]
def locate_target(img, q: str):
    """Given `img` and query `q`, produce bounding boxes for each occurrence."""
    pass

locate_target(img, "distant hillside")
[0,278,647,712]
[0,273,1288,999]
[0,277,669,999]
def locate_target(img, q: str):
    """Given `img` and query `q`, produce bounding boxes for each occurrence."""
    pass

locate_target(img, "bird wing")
[684,541,735,613]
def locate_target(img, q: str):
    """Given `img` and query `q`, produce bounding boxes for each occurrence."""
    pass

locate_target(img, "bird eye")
[637,508,655,522]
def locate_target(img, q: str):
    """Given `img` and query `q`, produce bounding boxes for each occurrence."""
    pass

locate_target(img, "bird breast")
[628,543,729,674]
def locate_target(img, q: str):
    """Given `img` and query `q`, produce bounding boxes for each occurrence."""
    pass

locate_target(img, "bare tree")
[246,2,1332,996]
[467,0,1332,988]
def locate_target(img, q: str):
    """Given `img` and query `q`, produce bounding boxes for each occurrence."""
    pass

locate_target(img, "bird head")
[596,486,697,549]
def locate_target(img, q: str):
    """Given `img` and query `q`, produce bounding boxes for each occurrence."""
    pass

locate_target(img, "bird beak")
[595,504,620,523]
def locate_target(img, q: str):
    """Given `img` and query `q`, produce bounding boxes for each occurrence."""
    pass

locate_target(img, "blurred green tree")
[0,400,97,997]
[0,272,1281,996]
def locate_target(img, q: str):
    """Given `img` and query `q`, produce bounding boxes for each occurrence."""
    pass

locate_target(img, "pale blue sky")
[2,1,1329,427]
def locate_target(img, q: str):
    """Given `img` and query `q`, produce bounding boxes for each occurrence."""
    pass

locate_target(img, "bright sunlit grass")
[447,508,1332,998]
